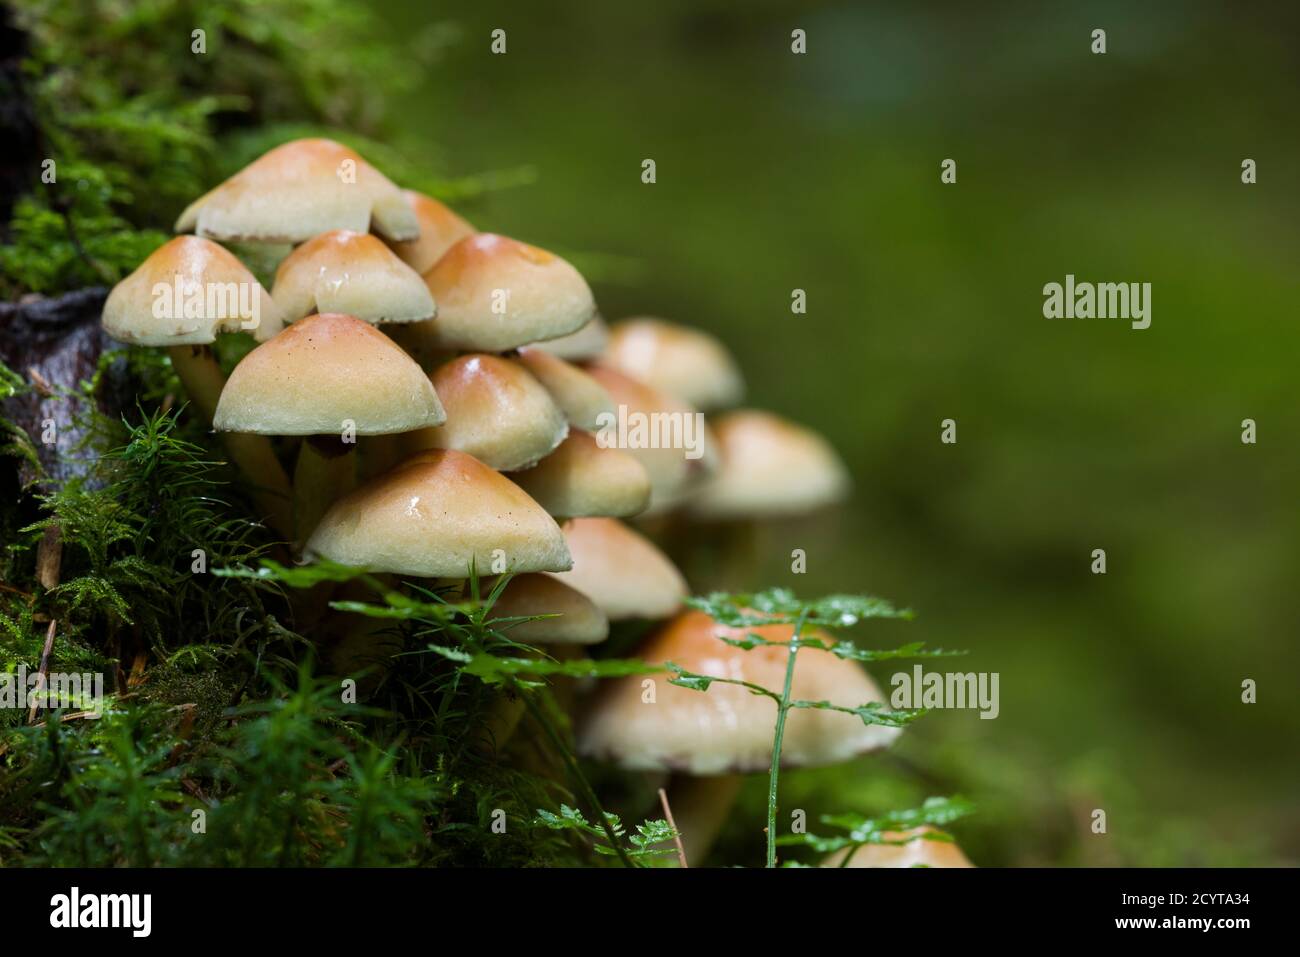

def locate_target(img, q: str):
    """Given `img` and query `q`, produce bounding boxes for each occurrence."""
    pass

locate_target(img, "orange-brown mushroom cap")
[305,449,572,577]
[512,431,651,519]
[487,573,609,645]
[272,230,435,324]
[545,517,686,621]
[600,317,743,412]
[577,610,901,774]
[821,827,974,868]
[387,191,476,274]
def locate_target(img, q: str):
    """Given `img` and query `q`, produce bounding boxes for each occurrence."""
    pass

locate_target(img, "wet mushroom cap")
[422,234,595,351]
[516,347,614,431]
[584,366,714,514]
[102,236,285,345]
[530,314,609,361]
[820,827,974,868]
[689,409,849,519]
[306,449,572,577]
[272,230,435,324]
[387,190,476,274]
[487,573,609,645]
[213,313,444,435]
[406,354,568,471]
[600,317,744,411]
[545,517,686,621]
[175,138,418,243]
[577,610,901,774]
[512,431,651,519]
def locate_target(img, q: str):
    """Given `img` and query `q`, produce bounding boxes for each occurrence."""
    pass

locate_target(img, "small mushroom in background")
[175,138,418,244]
[577,609,902,866]
[100,235,292,535]
[515,346,614,433]
[405,353,569,472]
[513,431,651,521]
[584,366,716,515]
[530,313,610,361]
[213,312,444,543]
[689,409,849,520]
[486,574,609,647]
[544,517,686,622]
[271,229,435,325]
[305,448,572,578]
[597,316,744,413]
[386,190,476,274]
[821,826,974,868]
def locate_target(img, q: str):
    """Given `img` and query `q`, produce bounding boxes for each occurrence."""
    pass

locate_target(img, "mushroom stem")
[665,773,743,866]
[293,435,358,544]
[167,344,293,536]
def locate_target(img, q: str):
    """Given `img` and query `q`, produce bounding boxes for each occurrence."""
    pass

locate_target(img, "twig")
[27,619,58,724]
[765,609,810,868]
[658,787,688,869]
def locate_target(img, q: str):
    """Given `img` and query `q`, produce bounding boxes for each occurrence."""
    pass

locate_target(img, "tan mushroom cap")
[531,314,609,361]
[271,230,435,324]
[577,610,900,774]
[387,191,475,274]
[516,347,614,431]
[487,574,609,645]
[600,317,744,411]
[512,431,651,519]
[545,518,686,621]
[405,354,568,471]
[821,827,974,868]
[584,366,715,515]
[689,410,849,519]
[213,313,444,435]
[422,234,595,351]
[306,449,572,577]
[175,138,418,243]
[102,237,285,346]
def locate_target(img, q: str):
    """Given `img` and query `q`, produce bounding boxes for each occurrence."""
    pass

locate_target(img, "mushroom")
[101,236,292,534]
[420,234,595,351]
[512,431,651,520]
[821,826,974,868]
[515,346,614,431]
[529,314,610,361]
[486,573,608,645]
[386,190,475,274]
[577,609,901,865]
[584,366,715,515]
[213,312,444,541]
[175,138,418,243]
[598,317,744,412]
[271,229,435,325]
[405,354,568,472]
[305,449,572,577]
[689,409,848,519]
[544,517,685,621]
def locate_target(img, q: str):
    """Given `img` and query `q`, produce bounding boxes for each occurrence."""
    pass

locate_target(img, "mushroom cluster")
[101,137,876,864]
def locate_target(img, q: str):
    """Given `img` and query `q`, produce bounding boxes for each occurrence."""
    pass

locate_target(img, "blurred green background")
[384,0,1299,865]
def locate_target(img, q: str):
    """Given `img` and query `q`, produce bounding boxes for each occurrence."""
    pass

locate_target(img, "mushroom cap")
[689,410,849,519]
[213,313,445,435]
[387,190,475,274]
[577,609,901,774]
[821,827,974,868]
[545,517,686,621]
[405,354,568,471]
[531,314,609,361]
[600,317,744,411]
[516,347,614,431]
[422,234,595,351]
[487,573,609,645]
[102,237,285,346]
[584,366,715,515]
[306,449,572,577]
[512,431,651,519]
[271,230,435,324]
[175,138,418,243]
